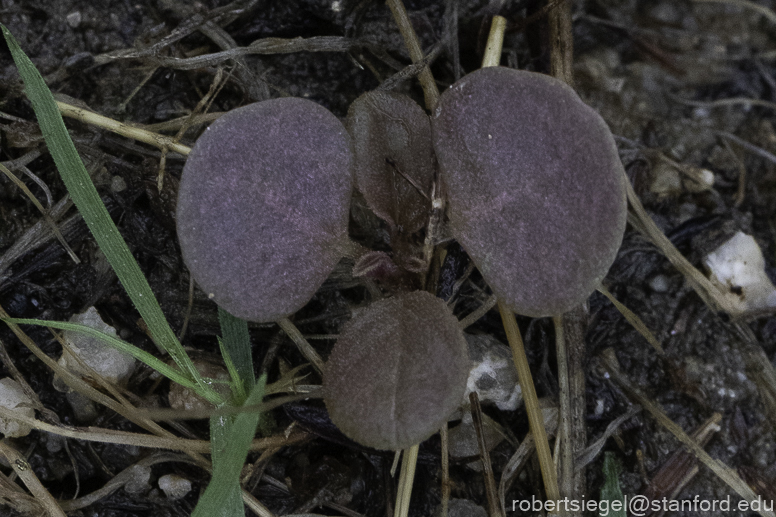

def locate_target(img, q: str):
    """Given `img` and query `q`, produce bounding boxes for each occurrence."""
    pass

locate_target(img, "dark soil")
[1,0,775,516]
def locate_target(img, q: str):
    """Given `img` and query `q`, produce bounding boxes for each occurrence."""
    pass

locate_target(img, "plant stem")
[498,301,560,503]
[470,392,503,517]
[548,0,574,86]
[386,0,439,109]
[481,15,506,68]
[554,310,587,517]
[440,423,450,517]
[394,444,419,517]
[277,318,324,374]
[56,101,192,156]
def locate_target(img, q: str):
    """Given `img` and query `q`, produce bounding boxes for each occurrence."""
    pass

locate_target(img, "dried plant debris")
[323,291,469,451]
[176,97,353,322]
[432,66,627,317]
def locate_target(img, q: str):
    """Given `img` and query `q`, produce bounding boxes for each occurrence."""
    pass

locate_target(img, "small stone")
[649,161,682,197]
[124,465,151,495]
[57,307,136,387]
[158,474,192,500]
[705,232,776,314]
[66,11,82,28]
[648,274,670,293]
[0,378,35,438]
[110,175,127,193]
[464,334,521,411]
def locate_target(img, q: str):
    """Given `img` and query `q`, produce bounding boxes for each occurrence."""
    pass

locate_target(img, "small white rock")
[124,464,151,495]
[110,175,127,193]
[464,334,522,411]
[704,232,776,314]
[158,473,192,500]
[648,274,670,293]
[0,378,35,438]
[66,11,82,28]
[594,398,605,417]
[57,307,136,387]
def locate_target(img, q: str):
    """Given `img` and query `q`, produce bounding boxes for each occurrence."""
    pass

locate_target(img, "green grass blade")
[4,318,201,392]
[600,451,626,517]
[0,25,215,402]
[218,337,246,403]
[192,375,267,517]
[218,307,254,394]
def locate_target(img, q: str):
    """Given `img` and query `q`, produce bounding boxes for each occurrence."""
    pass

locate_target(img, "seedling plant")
[2,3,772,517]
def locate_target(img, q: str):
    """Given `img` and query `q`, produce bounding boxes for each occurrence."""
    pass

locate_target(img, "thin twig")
[394,444,419,517]
[440,423,450,517]
[0,163,80,264]
[481,16,506,67]
[0,441,66,517]
[554,308,587,517]
[668,92,776,112]
[498,302,560,502]
[597,285,664,355]
[470,392,503,517]
[624,170,738,316]
[277,318,325,374]
[444,0,461,81]
[57,101,192,156]
[714,130,776,166]
[498,408,559,510]
[548,0,574,86]
[459,294,498,329]
[58,453,195,511]
[721,138,748,206]
[386,0,440,109]
[691,0,776,25]
[158,66,229,191]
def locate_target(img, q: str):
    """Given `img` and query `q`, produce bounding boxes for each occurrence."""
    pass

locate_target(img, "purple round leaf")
[176,98,352,322]
[323,291,470,450]
[432,67,627,317]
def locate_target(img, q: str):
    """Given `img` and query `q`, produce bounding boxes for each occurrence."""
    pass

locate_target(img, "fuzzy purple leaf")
[176,98,352,322]
[432,67,627,317]
[324,291,469,450]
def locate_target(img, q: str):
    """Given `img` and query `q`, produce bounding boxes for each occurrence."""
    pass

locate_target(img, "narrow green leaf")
[0,25,215,401]
[218,308,254,393]
[3,318,201,392]
[192,375,267,517]
[600,451,626,517]
[218,337,246,403]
